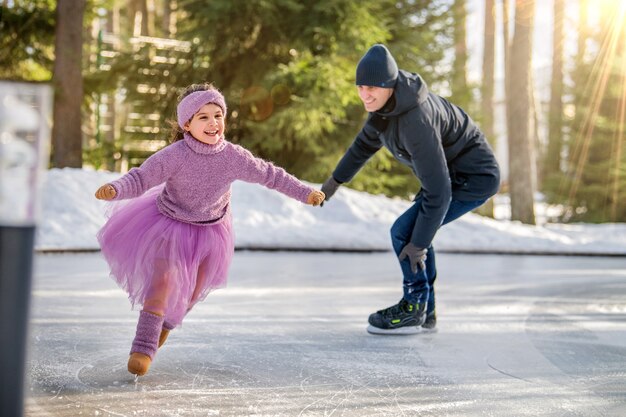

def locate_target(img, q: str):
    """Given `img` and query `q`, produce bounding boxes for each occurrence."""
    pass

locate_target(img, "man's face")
[357,85,393,112]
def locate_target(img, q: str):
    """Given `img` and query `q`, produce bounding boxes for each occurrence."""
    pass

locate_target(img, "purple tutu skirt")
[97,185,234,328]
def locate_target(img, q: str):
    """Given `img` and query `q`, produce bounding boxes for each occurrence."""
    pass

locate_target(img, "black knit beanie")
[355,44,398,88]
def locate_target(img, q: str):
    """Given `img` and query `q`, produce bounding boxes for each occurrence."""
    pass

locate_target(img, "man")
[321,44,500,335]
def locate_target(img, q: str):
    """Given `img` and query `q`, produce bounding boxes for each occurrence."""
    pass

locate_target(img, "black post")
[0,226,35,417]
[0,80,52,417]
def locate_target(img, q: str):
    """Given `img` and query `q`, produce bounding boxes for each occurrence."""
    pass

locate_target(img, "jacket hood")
[375,70,429,117]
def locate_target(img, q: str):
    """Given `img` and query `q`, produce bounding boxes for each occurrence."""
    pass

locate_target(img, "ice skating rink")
[25,251,626,416]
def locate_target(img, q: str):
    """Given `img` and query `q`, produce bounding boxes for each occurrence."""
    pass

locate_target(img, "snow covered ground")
[36,168,626,255]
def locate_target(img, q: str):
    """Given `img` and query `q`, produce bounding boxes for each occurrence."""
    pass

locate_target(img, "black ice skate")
[367,298,426,335]
[421,310,437,333]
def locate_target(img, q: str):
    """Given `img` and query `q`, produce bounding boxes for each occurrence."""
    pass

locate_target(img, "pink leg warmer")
[131,310,164,359]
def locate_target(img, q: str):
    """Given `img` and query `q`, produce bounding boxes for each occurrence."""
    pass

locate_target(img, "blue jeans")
[390,195,486,309]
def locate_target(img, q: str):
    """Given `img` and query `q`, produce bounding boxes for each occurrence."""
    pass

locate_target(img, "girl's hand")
[306,190,325,206]
[95,184,116,200]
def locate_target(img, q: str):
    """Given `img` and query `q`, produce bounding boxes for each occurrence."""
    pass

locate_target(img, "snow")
[34,167,626,255]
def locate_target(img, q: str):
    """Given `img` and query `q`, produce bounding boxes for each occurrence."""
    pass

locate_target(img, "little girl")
[95,83,325,376]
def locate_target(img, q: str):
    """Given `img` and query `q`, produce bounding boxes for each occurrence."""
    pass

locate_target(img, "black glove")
[320,176,341,206]
[398,243,427,273]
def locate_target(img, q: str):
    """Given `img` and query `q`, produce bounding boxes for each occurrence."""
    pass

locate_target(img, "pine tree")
[0,1,56,81]
[119,0,455,198]
[564,1,626,222]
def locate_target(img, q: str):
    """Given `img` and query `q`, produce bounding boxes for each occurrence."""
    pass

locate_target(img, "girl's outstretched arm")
[103,143,183,200]
[232,144,315,204]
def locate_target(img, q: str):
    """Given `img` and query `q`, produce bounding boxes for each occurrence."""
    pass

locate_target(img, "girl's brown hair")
[168,83,219,143]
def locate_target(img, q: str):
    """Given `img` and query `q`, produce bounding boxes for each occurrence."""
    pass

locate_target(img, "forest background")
[1,0,625,225]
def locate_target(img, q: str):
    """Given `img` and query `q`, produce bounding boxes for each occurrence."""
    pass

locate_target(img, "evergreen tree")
[0,1,56,81]
[117,0,453,198]
[563,1,626,222]
[3,0,459,199]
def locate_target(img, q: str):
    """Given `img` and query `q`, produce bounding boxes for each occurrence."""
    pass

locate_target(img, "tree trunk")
[544,0,564,186]
[451,0,470,110]
[569,0,588,170]
[530,70,540,190]
[128,0,150,37]
[162,0,172,37]
[104,6,118,171]
[51,0,86,168]
[138,0,150,36]
[502,0,510,159]
[107,3,120,35]
[507,0,536,224]
[476,0,497,218]
[610,9,626,221]
[481,0,495,141]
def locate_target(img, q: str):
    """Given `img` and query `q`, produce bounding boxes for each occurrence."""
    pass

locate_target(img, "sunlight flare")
[567,0,626,216]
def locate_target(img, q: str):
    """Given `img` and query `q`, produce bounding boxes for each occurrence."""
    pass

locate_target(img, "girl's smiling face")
[184,103,225,145]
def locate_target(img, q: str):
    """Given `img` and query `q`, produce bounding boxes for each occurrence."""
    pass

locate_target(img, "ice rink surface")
[25,251,626,416]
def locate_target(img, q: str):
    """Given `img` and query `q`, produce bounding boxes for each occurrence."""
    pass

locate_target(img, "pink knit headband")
[177,89,227,128]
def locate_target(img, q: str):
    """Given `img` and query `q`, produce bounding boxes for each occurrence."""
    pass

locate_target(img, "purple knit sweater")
[110,133,314,225]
